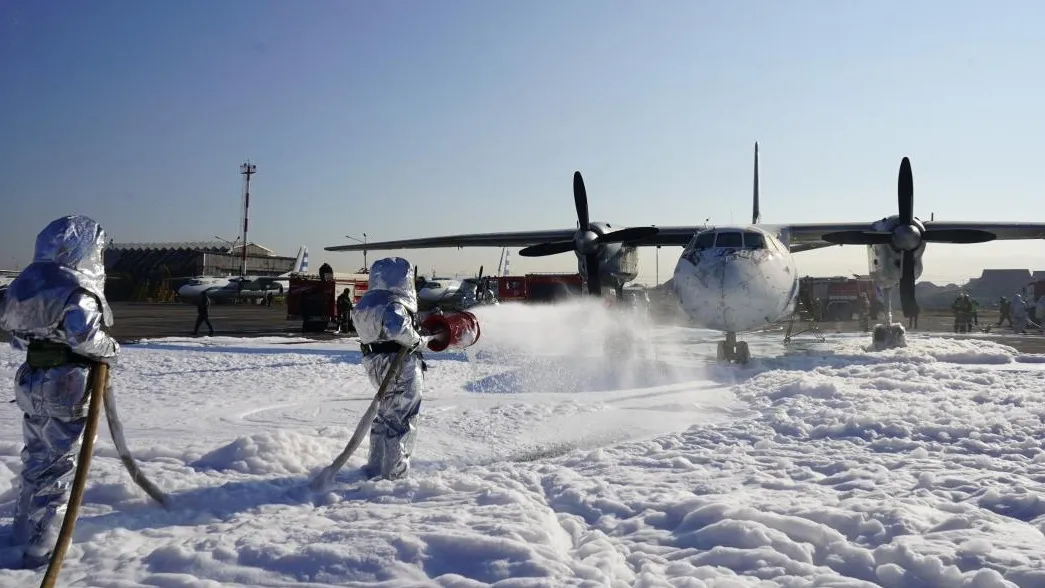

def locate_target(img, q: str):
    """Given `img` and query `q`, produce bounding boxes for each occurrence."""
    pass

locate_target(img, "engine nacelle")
[866,217,925,289]
[421,311,481,352]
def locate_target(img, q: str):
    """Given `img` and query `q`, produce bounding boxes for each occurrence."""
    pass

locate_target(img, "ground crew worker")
[0,215,120,569]
[194,291,214,336]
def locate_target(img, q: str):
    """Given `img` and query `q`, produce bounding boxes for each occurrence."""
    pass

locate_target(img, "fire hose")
[41,362,170,588]
[310,311,481,490]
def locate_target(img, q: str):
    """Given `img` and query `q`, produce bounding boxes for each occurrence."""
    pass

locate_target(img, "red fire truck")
[798,276,878,321]
[495,273,584,303]
[286,265,369,332]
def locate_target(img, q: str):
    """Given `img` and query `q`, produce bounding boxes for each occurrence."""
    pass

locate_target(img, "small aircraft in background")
[327,145,1045,362]
[177,246,309,304]
[416,266,498,312]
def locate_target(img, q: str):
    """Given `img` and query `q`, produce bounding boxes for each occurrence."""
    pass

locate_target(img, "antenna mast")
[239,161,257,276]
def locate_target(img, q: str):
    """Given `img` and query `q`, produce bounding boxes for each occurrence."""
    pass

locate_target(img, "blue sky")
[1,1,1043,285]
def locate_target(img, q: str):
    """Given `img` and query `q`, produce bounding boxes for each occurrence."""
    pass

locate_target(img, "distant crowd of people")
[799,289,1045,335]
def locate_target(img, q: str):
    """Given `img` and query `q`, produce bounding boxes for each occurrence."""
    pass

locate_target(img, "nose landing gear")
[717,331,750,364]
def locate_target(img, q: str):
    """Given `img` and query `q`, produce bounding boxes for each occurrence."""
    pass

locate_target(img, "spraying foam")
[464,299,713,394]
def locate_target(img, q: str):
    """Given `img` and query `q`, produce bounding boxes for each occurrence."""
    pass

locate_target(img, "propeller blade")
[822,230,893,245]
[573,171,590,231]
[899,249,918,318]
[922,229,996,244]
[597,226,660,244]
[898,157,914,225]
[518,241,576,257]
[585,253,601,296]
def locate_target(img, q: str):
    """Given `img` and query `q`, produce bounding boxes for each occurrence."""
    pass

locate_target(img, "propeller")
[821,157,996,318]
[518,171,659,296]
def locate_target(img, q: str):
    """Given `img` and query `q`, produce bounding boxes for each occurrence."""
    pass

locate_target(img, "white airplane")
[177,245,309,304]
[325,145,1045,362]
[416,267,498,312]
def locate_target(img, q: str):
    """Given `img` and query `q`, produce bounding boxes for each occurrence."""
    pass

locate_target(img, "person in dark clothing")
[997,297,1012,327]
[336,288,354,333]
[194,291,214,336]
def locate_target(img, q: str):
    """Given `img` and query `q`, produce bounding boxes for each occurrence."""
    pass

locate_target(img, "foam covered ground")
[0,300,1043,587]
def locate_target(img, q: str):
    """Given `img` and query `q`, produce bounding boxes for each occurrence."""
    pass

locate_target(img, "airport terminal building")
[104,241,297,302]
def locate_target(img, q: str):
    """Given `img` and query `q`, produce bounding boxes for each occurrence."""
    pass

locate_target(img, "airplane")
[325,145,1045,363]
[416,266,498,312]
[177,245,309,304]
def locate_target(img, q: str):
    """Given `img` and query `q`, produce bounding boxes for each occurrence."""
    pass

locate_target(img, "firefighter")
[0,215,120,569]
[335,288,354,333]
[352,257,432,480]
[1012,294,1029,333]
[856,293,870,332]
[1037,295,1045,331]
[997,296,1012,327]
[952,293,972,333]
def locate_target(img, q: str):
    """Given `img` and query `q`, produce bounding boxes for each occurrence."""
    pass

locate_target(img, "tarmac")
[1,302,1043,354]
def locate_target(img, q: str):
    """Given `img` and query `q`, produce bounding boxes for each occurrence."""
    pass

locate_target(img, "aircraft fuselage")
[672,226,799,332]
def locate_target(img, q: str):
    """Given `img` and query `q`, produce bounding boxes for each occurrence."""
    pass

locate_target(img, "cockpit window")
[715,232,743,248]
[743,231,765,249]
[693,231,716,250]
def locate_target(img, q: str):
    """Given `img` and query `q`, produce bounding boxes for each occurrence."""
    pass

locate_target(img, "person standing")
[336,288,354,333]
[352,258,431,480]
[194,291,214,336]
[0,215,120,569]
[997,297,1012,327]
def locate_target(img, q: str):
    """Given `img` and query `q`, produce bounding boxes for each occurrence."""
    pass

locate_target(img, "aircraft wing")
[326,221,1045,255]
[326,226,710,252]
[920,221,1045,240]
[327,229,581,251]
[774,221,1045,252]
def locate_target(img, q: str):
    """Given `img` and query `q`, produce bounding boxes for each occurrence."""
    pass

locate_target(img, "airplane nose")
[674,251,789,332]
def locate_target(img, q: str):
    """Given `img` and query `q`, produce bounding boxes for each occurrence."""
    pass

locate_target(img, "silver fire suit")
[351,257,428,480]
[0,215,119,569]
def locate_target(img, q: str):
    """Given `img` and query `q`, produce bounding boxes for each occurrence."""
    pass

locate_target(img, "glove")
[411,335,432,352]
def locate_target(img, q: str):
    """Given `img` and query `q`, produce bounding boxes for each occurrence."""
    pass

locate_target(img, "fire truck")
[286,263,369,332]
[495,273,584,303]
[798,276,878,321]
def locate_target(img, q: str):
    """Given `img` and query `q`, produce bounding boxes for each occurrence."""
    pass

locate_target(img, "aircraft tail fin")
[294,246,309,273]
[752,141,761,225]
[277,246,309,278]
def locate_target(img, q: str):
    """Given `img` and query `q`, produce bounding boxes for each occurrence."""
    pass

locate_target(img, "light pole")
[345,233,369,272]
[214,235,241,275]
[213,235,240,254]
[239,161,257,277]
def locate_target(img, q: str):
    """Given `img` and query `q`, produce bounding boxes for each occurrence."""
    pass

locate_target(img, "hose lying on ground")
[310,346,410,491]
[103,371,170,508]
[39,362,107,588]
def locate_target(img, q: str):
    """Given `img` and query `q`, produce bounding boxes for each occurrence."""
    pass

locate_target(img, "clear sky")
[2,1,1043,285]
